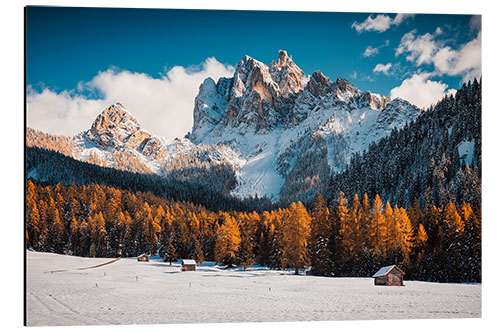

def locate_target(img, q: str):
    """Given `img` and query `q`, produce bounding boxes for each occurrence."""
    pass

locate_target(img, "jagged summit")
[334,77,359,93]
[270,50,308,97]
[307,71,333,97]
[191,50,402,144]
[82,103,164,156]
[232,50,308,98]
[90,103,140,137]
[277,50,290,66]
[332,77,391,110]
[188,50,421,201]
[333,77,364,101]
[191,50,312,142]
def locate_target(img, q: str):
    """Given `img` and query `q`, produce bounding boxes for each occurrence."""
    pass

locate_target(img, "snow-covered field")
[26,251,481,326]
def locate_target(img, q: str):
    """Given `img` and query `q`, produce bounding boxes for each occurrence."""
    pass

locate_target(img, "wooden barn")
[137,254,150,262]
[372,265,405,286]
[181,259,196,271]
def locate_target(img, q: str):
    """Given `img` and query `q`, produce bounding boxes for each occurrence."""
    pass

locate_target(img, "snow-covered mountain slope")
[189,50,422,201]
[70,102,243,177]
[28,50,422,203]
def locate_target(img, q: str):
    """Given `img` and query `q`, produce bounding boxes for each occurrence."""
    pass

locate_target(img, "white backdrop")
[1,0,498,332]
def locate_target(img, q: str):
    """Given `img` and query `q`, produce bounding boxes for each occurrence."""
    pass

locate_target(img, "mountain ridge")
[188,50,421,201]
[27,50,422,203]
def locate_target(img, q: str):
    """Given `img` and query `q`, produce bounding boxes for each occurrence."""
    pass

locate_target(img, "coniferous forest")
[26,80,481,283]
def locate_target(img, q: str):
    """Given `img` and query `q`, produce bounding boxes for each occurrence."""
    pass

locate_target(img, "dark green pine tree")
[268,223,282,270]
[309,194,333,276]
[237,235,254,271]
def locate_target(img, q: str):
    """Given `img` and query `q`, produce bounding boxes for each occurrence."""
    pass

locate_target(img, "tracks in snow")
[44,257,120,274]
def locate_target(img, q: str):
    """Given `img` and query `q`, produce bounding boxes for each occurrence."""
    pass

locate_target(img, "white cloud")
[393,13,413,25]
[352,13,413,33]
[363,40,390,57]
[27,88,105,136]
[390,73,456,109]
[396,29,482,82]
[27,58,235,138]
[450,32,482,82]
[396,29,438,65]
[363,46,379,57]
[373,63,393,75]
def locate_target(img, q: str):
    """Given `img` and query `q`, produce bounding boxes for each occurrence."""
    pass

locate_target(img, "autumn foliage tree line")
[26,179,480,282]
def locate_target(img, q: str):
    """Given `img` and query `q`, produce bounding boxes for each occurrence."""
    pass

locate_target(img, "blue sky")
[26,6,481,138]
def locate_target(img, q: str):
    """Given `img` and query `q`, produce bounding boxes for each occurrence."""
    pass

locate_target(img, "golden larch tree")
[214,213,241,267]
[281,201,311,275]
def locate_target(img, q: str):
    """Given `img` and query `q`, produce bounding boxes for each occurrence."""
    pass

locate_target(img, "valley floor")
[26,251,481,326]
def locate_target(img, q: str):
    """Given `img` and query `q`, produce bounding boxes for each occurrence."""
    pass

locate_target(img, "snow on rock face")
[307,71,334,97]
[189,50,422,201]
[86,102,142,149]
[334,77,362,101]
[374,98,421,132]
[191,77,232,142]
[458,140,475,165]
[73,103,240,176]
[334,77,391,110]
[269,50,309,97]
[203,50,309,136]
[81,102,169,162]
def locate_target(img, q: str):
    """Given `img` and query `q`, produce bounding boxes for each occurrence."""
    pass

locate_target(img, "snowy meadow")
[26,251,481,326]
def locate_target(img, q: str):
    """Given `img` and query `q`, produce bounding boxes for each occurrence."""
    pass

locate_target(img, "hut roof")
[182,259,196,265]
[372,265,404,277]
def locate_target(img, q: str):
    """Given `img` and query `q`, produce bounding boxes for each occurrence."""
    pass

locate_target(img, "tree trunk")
[295,267,299,275]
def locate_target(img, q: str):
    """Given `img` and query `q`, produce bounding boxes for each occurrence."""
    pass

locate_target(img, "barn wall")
[387,271,403,286]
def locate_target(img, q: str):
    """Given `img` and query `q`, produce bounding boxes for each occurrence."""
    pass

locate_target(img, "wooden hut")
[372,265,405,286]
[137,254,150,262]
[181,259,196,271]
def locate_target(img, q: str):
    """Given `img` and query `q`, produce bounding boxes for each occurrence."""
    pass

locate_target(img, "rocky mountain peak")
[374,97,421,131]
[209,51,310,133]
[232,55,273,99]
[334,77,361,98]
[270,50,308,97]
[277,50,291,68]
[372,94,392,110]
[307,71,333,97]
[84,103,159,153]
[332,78,391,110]
[90,102,140,137]
[190,77,232,142]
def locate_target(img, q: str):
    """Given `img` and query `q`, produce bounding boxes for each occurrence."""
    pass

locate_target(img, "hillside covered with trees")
[26,146,272,213]
[328,79,481,211]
